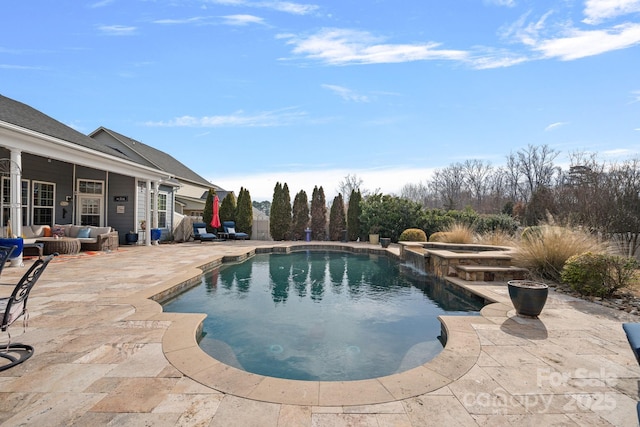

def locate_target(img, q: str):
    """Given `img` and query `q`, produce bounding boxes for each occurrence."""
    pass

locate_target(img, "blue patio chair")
[192,222,218,242]
[222,221,249,240]
[0,245,16,277]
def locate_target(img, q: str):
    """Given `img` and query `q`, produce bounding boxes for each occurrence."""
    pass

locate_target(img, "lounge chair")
[192,222,218,242]
[0,253,56,371]
[222,221,249,240]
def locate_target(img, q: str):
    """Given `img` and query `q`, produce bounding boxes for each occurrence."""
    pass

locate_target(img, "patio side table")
[36,237,81,255]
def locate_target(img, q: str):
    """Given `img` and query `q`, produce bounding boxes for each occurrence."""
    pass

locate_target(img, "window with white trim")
[157,193,167,228]
[32,181,55,225]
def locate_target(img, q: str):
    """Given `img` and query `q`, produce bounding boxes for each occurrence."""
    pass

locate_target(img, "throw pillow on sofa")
[76,228,91,238]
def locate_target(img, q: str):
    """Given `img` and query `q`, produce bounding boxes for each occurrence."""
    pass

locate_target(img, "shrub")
[561,252,639,297]
[442,222,475,244]
[512,224,604,282]
[398,228,427,242]
[475,229,516,247]
[429,231,447,242]
[427,223,474,244]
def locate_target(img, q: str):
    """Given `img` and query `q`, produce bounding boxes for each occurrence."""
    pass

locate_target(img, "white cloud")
[534,23,640,60]
[282,28,468,65]
[144,107,306,127]
[97,25,137,36]
[484,0,516,7]
[153,17,209,25]
[205,0,319,15]
[321,84,370,102]
[545,122,569,131]
[222,14,265,25]
[211,166,436,201]
[630,90,640,103]
[583,0,640,25]
[89,0,114,8]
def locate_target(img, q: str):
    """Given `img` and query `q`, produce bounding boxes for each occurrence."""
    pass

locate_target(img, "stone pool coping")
[138,243,495,406]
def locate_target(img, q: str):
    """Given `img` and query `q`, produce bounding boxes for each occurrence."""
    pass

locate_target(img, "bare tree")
[337,174,363,202]
[462,159,493,212]
[516,144,560,199]
[430,163,466,210]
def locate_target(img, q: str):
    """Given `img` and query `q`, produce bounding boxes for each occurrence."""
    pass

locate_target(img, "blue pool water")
[163,251,483,381]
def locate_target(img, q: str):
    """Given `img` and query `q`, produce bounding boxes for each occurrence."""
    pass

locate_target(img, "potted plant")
[507,280,549,318]
[125,231,138,245]
[380,237,391,248]
[369,226,380,245]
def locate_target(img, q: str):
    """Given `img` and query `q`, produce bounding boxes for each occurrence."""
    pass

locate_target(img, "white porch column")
[145,180,152,246]
[9,149,23,266]
[151,180,159,245]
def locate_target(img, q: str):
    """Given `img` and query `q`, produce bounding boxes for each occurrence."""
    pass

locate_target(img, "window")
[157,193,167,228]
[32,181,55,225]
[2,179,30,226]
[77,180,104,226]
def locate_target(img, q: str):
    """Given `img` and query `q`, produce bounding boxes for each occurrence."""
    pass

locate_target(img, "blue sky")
[2,0,640,201]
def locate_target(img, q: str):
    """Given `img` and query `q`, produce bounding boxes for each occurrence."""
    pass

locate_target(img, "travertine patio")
[0,241,639,426]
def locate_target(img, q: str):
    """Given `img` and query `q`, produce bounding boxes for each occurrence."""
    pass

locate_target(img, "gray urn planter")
[507,280,549,318]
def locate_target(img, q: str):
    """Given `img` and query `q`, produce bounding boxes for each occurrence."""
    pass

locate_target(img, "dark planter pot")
[508,280,549,318]
[150,228,162,242]
[380,237,391,248]
[125,233,138,245]
[0,237,23,259]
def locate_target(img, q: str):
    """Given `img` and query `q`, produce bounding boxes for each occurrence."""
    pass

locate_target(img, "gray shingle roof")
[0,94,151,165]
[91,127,216,188]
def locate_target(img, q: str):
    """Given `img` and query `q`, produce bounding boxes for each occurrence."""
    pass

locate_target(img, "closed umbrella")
[211,194,221,232]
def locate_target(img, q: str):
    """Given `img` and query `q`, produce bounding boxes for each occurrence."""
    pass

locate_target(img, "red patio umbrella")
[211,194,221,230]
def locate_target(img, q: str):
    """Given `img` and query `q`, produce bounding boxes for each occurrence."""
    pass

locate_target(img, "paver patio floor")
[0,241,639,426]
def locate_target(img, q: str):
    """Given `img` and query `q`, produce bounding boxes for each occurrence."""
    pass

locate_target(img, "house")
[0,94,208,263]
[89,127,225,223]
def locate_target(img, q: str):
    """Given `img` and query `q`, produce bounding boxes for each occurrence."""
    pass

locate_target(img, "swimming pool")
[163,250,483,381]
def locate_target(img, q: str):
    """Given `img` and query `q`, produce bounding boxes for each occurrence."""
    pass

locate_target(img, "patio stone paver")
[0,241,638,426]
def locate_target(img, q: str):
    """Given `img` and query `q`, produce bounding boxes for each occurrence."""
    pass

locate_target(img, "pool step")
[454,264,528,282]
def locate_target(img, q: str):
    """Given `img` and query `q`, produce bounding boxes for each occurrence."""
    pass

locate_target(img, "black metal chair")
[0,253,56,371]
[0,245,17,277]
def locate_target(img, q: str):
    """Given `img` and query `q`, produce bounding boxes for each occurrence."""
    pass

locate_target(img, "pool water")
[163,251,483,381]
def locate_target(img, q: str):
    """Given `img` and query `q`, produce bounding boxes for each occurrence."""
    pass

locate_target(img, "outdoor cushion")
[52,226,65,237]
[76,228,91,238]
[227,227,236,234]
[623,323,640,365]
[198,227,207,235]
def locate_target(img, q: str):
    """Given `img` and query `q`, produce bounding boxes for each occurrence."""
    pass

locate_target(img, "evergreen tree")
[310,186,327,240]
[329,193,346,241]
[203,188,215,233]
[269,182,292,240]
[235,187,253,237]
[219,192,236,224]
[347,189,362,241]
[291,190,309,240]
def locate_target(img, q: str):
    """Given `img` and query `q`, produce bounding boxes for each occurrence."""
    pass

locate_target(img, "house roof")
[0,94,146,165]
[90,127,219,189]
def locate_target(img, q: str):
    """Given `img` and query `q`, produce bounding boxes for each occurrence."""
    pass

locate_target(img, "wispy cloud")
[545,121,569,131]
[0,64,45,70]
[89,0,114,8]
[484,0,515,7]
[153,17,209,25]
[222,14,266,26]
[630,90,640,103]
[583,0,640,25]
[205,0,319,15]
[534,23,640,60]
[321,84,370,102]
[97,25,137,36]
[281,28,468,65]
[145,107,306,127]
